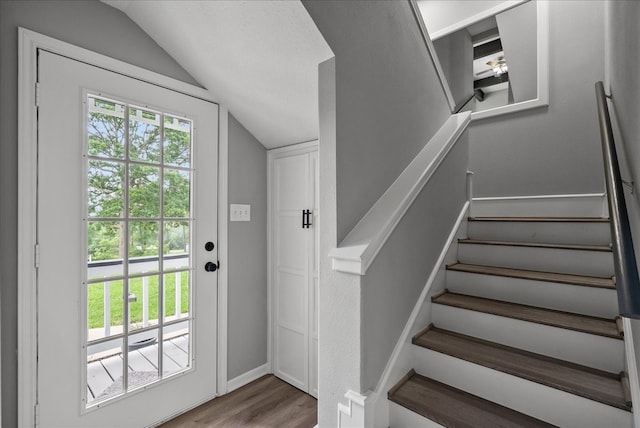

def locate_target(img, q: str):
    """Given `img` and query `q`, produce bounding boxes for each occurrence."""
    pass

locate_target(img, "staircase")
[388,216,634,427]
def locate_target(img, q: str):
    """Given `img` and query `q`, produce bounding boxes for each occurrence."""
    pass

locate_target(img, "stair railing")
[595,81,640,318]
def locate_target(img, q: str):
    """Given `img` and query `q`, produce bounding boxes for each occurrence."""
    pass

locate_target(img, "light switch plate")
[230,204,251,221]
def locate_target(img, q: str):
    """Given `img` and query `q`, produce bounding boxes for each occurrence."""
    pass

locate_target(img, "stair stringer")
[367,201,470,428]
[623,317,640,428]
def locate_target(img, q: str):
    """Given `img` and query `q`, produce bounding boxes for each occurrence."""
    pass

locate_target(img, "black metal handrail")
[595,81,640,318]
[454,92,476,114]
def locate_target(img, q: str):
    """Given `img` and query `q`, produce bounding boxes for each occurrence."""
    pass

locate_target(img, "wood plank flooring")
[158,375,317,428]
[389,370,557,428]
[432,292,621,339]
[447,263,615,289]
[459,238,612,252]
[413,327,629,410]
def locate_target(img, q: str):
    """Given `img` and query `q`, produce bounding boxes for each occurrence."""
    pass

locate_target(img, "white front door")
[36,50,218,427]
[271,144,318,397]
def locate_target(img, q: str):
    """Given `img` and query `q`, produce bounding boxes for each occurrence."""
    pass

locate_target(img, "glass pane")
[87,97,125,159]
[129,221,160,274]
[88,160,124,218]
[127,329,159,389]
[87,221,124,280]
[163,321,190,376]
[164,116,191,167]
[87,339,123,404]
[164,272,190,321]
[128,275,160,331]
[129,108,161,163]
[163,221,190,271]
[163,169,190,218]
[129,164,160,218]
[87,280,124,342]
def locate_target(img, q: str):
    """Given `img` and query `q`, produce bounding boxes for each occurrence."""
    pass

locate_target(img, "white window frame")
[17,28,229,427]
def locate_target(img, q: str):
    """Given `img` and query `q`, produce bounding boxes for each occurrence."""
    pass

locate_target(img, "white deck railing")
[88,255,189,341]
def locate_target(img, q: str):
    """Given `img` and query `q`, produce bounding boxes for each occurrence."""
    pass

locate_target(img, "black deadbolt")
[205,241,215,251]
[205,261,218,272]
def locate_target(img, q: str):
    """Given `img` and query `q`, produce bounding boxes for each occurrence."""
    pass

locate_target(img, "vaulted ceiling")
[103,0,333,149]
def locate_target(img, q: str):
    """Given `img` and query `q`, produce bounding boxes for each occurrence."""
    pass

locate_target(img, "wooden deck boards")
[159,375,317,428]
[87,335,189,400]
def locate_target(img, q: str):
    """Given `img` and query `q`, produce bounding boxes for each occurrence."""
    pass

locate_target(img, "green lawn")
[88,272,189,328]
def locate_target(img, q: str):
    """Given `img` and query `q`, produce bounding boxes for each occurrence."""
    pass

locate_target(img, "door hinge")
[35,82,41,107]
[34,244,40,269]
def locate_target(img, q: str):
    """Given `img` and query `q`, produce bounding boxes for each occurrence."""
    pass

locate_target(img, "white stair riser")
[389,401,445,428]
[470,195,607,218]
[412,347,632,428]
[468,221,611,246]
[458,243,614,277]
[431,304,624,373]
[446,270,619,318]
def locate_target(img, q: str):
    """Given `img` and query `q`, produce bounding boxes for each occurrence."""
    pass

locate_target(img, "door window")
[85,95,193,406]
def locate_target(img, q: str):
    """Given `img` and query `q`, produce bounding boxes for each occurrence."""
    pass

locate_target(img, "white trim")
[337,390,370,427]
[409,0,456,112]
[329,112,471,275]
[226,363,270,393]
[622,318,640,428]
[217,106,229,396]
[471,193,608,217]
[368,201,470,428]
[18,27,41,428]
[17,28,219,427]
[429,0,528,41]
[470,0,549,121]
[268,139,319,157]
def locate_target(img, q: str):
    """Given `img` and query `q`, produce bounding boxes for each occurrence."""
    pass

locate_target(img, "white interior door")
[36,50,218,427]
[272,144,318,397]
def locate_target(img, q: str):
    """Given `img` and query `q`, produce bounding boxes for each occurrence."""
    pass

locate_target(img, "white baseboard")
[226,363,270,393]
[337,390,370,427]
[471,193,608,218]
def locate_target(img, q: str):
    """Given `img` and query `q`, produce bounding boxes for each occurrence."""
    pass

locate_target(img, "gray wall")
[227,115,268,380]
[434,28,473,109]
[608,3,640,175]
[607,1,640,413]
[469,0,605,198]
[0,1,200,425]
[303,0,451,243]
[361,133,468,391]
[607,0,640,294]
[496,0,537,102]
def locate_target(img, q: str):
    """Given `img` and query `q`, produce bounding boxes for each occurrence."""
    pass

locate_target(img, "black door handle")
[302,209,312,228]
[205,261,219,272]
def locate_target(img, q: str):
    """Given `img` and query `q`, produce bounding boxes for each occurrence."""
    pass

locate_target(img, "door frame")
[266,140,318,393]
[17,28,229,427]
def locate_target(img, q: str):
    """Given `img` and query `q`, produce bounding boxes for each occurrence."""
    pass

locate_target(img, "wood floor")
[158,375,317,428]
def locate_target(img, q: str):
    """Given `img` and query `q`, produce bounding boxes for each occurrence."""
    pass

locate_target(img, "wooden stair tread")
[447,263,615,289]
[469,217,609,223]
[389,370,558,428]
[413,327,630,411]
[459,239,612,252]
[432,292,621,339]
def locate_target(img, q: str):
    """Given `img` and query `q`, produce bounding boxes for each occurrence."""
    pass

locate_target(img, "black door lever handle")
[205,261,219,272]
